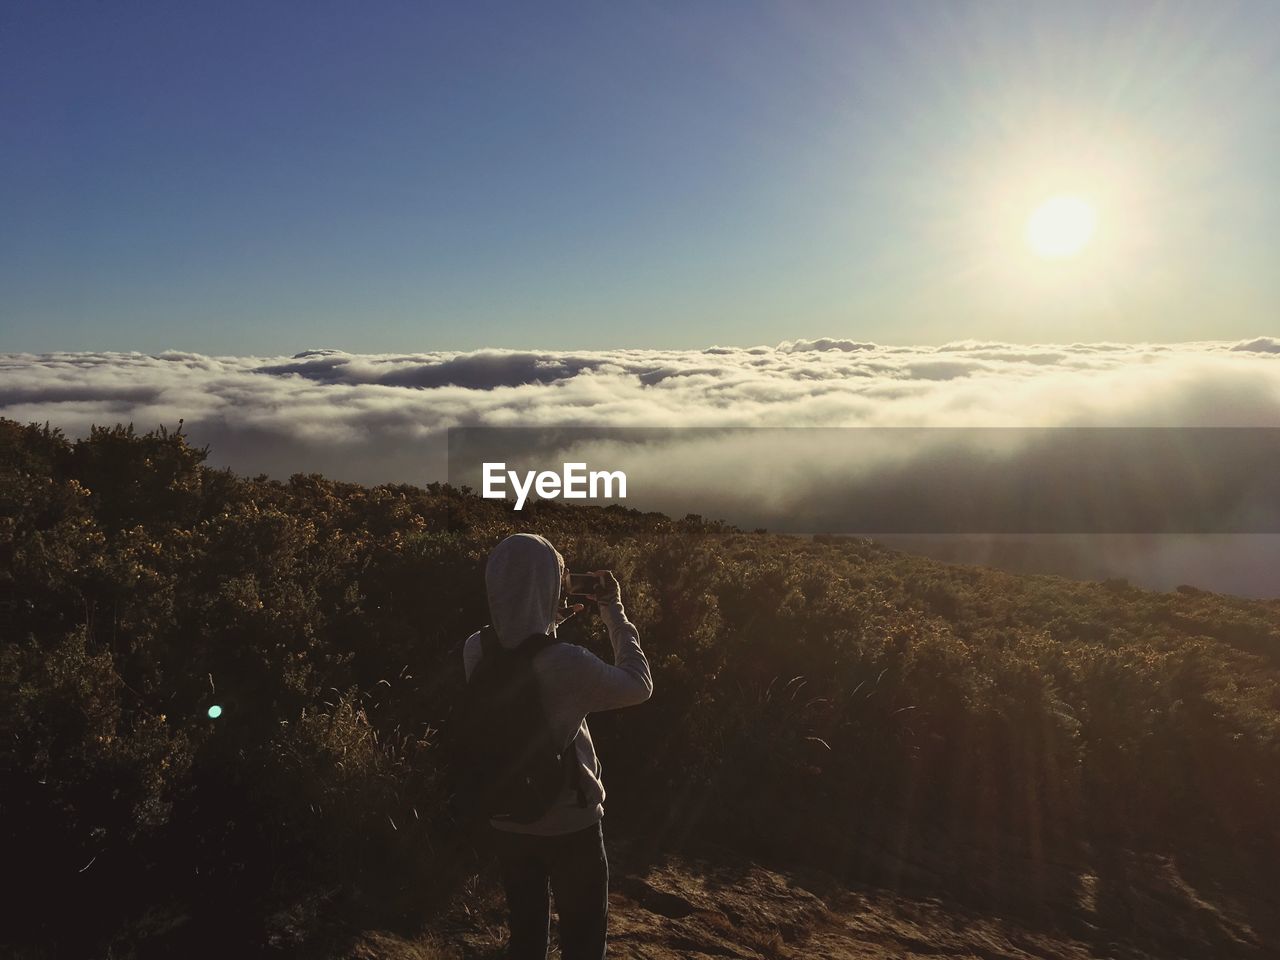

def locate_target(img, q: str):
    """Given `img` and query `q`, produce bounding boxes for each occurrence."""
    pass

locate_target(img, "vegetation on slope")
[2,418,1279,957]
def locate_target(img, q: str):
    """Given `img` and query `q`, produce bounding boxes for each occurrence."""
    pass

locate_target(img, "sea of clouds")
[4,337,1280,594]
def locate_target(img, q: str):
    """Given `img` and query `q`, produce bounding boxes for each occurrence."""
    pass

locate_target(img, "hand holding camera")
[566,570,620,604]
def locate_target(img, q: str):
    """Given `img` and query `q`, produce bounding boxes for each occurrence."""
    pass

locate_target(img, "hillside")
[3,418,1280,959]
[388,840,1276,960]
[277,832,1280,958]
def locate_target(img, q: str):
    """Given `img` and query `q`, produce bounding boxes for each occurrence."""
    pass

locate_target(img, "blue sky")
[2,1,1278,353]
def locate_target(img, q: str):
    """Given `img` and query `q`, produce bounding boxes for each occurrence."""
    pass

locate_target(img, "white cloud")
[4,339,1279,484]
[5,338,1280,595]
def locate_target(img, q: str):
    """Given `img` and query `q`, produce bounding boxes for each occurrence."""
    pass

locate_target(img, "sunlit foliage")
[2,418,1278,954]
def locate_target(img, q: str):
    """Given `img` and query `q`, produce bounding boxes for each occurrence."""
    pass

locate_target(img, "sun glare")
[1025,195,1098,259]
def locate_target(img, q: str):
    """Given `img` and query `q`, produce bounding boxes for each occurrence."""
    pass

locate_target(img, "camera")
[566,572,603,597]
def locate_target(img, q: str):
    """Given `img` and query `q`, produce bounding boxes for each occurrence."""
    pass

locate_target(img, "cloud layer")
[4,338,1278,481]
[4,338,1280,596]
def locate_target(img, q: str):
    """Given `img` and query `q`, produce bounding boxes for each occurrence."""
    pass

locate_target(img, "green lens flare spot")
[207,704,223,719]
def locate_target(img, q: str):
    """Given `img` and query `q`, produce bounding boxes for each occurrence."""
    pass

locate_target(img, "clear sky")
[3,1,1278,353]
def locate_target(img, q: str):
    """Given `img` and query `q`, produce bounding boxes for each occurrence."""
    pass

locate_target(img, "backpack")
[450,625,585,825]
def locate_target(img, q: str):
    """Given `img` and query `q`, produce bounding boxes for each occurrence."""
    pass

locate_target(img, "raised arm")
[579,571,652,713]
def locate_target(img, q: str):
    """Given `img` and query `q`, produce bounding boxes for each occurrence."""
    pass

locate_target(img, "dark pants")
[491,820,609,960]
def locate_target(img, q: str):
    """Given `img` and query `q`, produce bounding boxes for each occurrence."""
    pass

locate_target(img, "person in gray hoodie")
[463,533,652,960]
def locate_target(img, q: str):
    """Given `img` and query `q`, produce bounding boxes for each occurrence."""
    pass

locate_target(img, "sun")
[1024,194,1098,259]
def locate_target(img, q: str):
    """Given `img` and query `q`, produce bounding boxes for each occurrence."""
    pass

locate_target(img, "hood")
[485,533,565,648]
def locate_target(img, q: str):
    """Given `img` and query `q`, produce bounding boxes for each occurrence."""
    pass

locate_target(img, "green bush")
[2,416,1279,954]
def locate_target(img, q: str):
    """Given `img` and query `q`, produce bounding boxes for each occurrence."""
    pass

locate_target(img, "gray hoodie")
[463,533,653,836]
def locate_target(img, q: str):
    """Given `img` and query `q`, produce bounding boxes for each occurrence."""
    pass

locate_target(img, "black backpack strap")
[515,632,590,808]
[466,625,500,684]
[480,626,559,659]
[564,733,589,808]
[481,626,589,808]
[478,624,500,660]
[515,631,560,658]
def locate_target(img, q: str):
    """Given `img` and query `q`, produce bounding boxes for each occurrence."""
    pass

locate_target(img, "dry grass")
[345,930,462,960]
